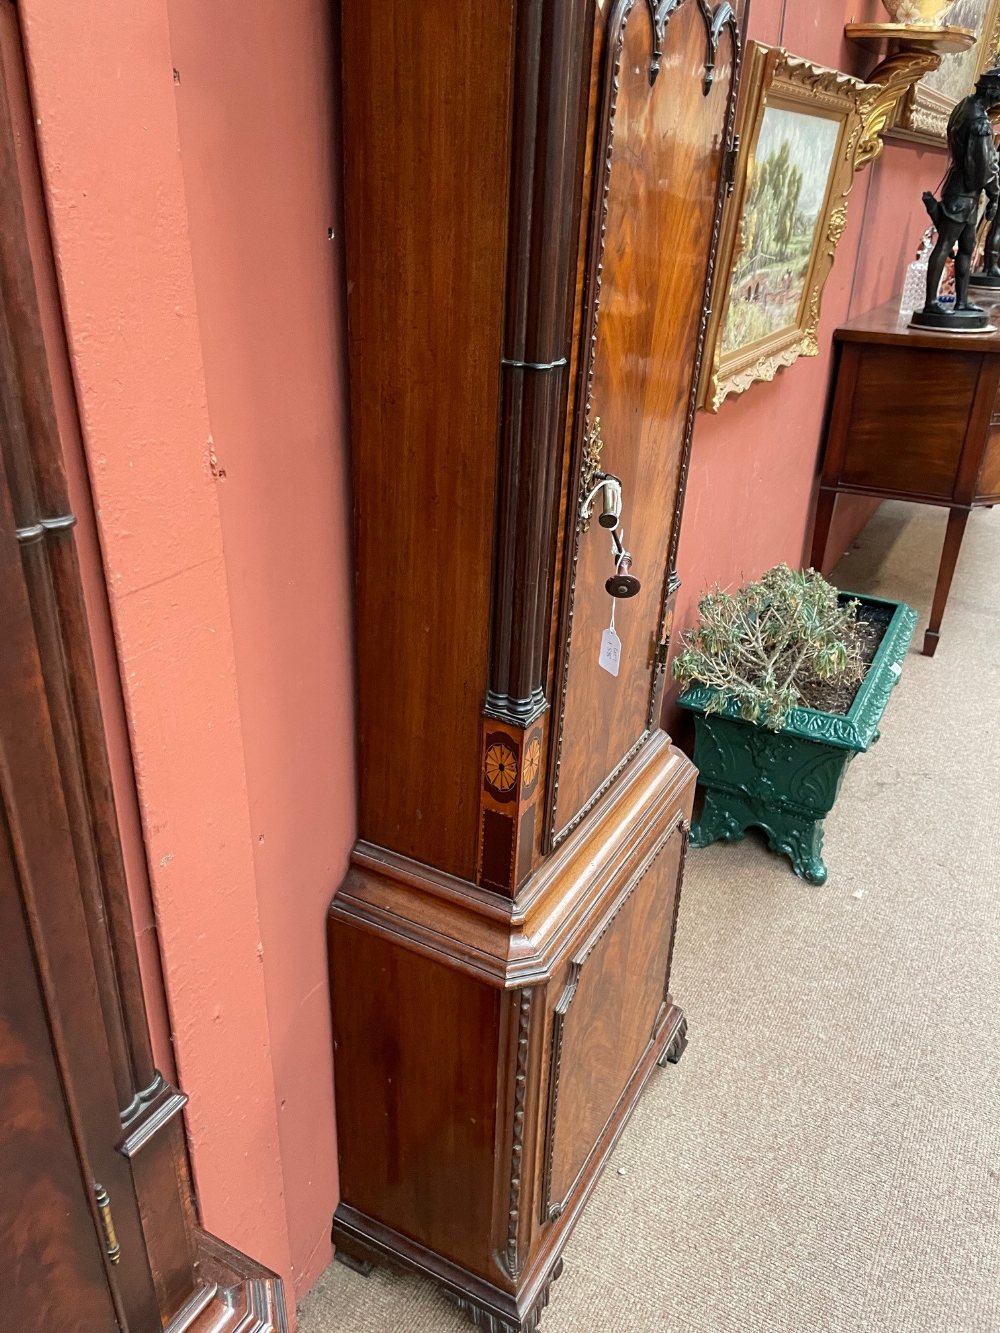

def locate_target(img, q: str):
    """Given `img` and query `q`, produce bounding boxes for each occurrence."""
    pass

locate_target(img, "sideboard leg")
[924,507,970,657]
[810,487,838,571]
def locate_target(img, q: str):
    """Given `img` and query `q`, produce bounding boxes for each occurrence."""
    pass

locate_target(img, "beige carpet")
[300,501,1000,1333]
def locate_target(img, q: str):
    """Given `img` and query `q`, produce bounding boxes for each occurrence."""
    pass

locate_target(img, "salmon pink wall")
[667,0,949,730]
[17,0,356,1316]
[164,0,354,1297]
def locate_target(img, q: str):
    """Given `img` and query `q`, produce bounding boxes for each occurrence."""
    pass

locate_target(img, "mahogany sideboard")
[812,300,1000,656]
[328,2,744,1330]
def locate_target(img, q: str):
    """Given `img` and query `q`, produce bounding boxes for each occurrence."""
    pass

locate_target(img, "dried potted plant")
[674,565,916,885]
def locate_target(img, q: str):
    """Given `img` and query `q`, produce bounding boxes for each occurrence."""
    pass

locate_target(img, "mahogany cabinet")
[812,301,1000,657]
[329,3,744,1328]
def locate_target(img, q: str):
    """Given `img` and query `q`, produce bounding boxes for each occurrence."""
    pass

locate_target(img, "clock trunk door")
[550,0,737,844]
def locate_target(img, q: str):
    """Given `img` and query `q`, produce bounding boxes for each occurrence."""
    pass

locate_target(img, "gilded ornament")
[580,416,605,532]
[699,43,930,412]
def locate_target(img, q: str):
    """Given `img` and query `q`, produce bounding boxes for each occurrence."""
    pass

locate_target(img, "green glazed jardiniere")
[678,593,917,885]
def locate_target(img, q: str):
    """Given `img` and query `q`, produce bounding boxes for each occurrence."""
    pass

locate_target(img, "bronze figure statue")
[914,63,1000,331]
[974,109,1000,289]
[982,208,1000,283]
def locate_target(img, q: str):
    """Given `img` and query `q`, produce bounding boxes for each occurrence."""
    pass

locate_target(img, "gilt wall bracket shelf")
[858,9,998,145]
[845,22,976,164]
[853,48,944,168]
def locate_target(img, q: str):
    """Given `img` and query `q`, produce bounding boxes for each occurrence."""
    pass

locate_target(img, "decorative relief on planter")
[680,594,917,884]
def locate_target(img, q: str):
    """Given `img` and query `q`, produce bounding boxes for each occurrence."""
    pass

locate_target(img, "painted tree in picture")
[722,106,841,354]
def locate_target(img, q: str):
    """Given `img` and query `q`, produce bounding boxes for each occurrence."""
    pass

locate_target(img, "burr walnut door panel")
[542,818,685,1216]
[550,0,737,844]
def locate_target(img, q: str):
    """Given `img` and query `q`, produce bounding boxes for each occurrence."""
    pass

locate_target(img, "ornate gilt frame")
[892,0,1000,144]
[700,45,883,414]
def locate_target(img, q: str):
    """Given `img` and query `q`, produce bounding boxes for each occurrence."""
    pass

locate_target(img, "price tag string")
[608,533,628,635]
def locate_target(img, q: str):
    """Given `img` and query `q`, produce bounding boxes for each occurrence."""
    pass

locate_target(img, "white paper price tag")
[599,627,621,677]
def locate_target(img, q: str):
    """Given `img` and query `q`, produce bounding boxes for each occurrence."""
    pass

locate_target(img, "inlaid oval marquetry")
[522,738,542,792]
[484,738,519,802]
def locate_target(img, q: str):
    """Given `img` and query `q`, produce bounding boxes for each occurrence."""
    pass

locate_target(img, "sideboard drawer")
[838,345,979,500]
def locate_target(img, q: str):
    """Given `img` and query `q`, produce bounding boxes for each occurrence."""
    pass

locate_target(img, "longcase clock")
[329,2,743,1328]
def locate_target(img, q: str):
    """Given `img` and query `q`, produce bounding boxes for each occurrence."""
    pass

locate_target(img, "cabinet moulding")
[331,738,695,988]
[503,989,534,1280]
[118,1074,188,1158]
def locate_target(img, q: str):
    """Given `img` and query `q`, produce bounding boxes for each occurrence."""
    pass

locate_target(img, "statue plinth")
[911,304,990,331]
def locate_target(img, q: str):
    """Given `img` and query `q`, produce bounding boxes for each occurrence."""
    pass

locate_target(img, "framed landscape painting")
[700,45,873,413]
[892,0,1000,143]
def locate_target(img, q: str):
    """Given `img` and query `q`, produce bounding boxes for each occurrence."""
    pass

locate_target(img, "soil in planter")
[795,603,891,716]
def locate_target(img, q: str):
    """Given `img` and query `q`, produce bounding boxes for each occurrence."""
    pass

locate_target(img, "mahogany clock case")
[329,3,745,1331]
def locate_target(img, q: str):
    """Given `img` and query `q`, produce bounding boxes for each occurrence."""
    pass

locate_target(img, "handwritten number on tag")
[599,627,621,677]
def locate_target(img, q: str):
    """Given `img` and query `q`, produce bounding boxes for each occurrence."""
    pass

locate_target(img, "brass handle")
[94,1184,121,1265]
